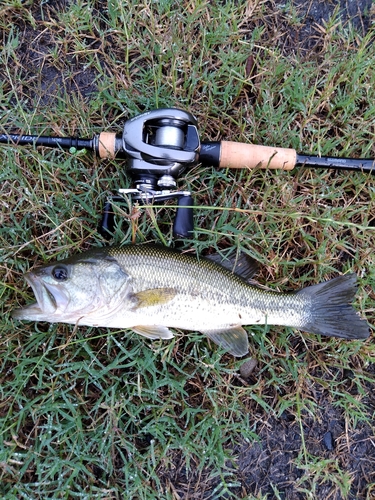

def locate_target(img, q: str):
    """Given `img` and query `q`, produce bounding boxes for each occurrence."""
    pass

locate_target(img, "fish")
[12,244,369,356]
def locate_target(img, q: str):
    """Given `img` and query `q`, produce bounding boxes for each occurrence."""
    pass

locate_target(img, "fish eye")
[52,265,69,281]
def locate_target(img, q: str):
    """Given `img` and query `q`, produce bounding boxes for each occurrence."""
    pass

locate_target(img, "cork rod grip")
[98,132,117,159]
[219,141,297,170]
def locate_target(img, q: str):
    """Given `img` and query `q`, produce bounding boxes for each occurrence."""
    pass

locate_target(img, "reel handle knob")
[173,195,194,238]
[99,201,115,239]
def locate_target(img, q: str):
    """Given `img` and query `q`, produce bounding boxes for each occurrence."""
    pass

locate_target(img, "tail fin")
[297,274,369,340]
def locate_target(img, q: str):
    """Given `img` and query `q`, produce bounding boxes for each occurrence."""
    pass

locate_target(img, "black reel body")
[101,108,200,238]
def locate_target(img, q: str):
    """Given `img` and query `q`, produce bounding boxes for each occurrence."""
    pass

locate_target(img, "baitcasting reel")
[98,108,200,238]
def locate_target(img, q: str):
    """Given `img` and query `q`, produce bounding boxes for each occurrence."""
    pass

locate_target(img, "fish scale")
[12,244,369,357]
[108,246,304,326]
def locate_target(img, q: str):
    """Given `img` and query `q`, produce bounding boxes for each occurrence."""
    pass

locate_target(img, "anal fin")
[201,325,249,357]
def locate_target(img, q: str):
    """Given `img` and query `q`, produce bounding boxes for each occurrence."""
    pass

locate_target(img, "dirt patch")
[237,400,375,499]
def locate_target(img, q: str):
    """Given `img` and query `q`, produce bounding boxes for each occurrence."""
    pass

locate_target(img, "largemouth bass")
[12,245,369,356]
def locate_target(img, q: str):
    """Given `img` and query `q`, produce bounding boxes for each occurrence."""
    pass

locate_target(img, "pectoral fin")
[201,325,249,357]
[132,288,176,309]
[132,325,175,339]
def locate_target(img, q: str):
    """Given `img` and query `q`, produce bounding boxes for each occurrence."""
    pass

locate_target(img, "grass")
[1,0,375,498]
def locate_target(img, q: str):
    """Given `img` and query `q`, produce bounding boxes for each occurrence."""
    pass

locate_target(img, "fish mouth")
[12,272,69,320]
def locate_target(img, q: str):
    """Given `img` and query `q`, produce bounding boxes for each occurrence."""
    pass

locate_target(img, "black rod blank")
[296,154,375,173]
[0,133,95,151]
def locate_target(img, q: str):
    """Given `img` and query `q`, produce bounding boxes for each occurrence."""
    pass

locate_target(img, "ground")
[1,1,375,499]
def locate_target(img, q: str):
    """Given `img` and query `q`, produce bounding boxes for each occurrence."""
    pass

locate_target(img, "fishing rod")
[1,108,374,237]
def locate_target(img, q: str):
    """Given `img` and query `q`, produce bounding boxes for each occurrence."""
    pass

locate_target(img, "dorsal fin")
[205,250,259,281]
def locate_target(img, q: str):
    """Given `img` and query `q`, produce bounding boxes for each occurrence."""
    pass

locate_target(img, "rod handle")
[219,141,297,170]
[97,132,118,158]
